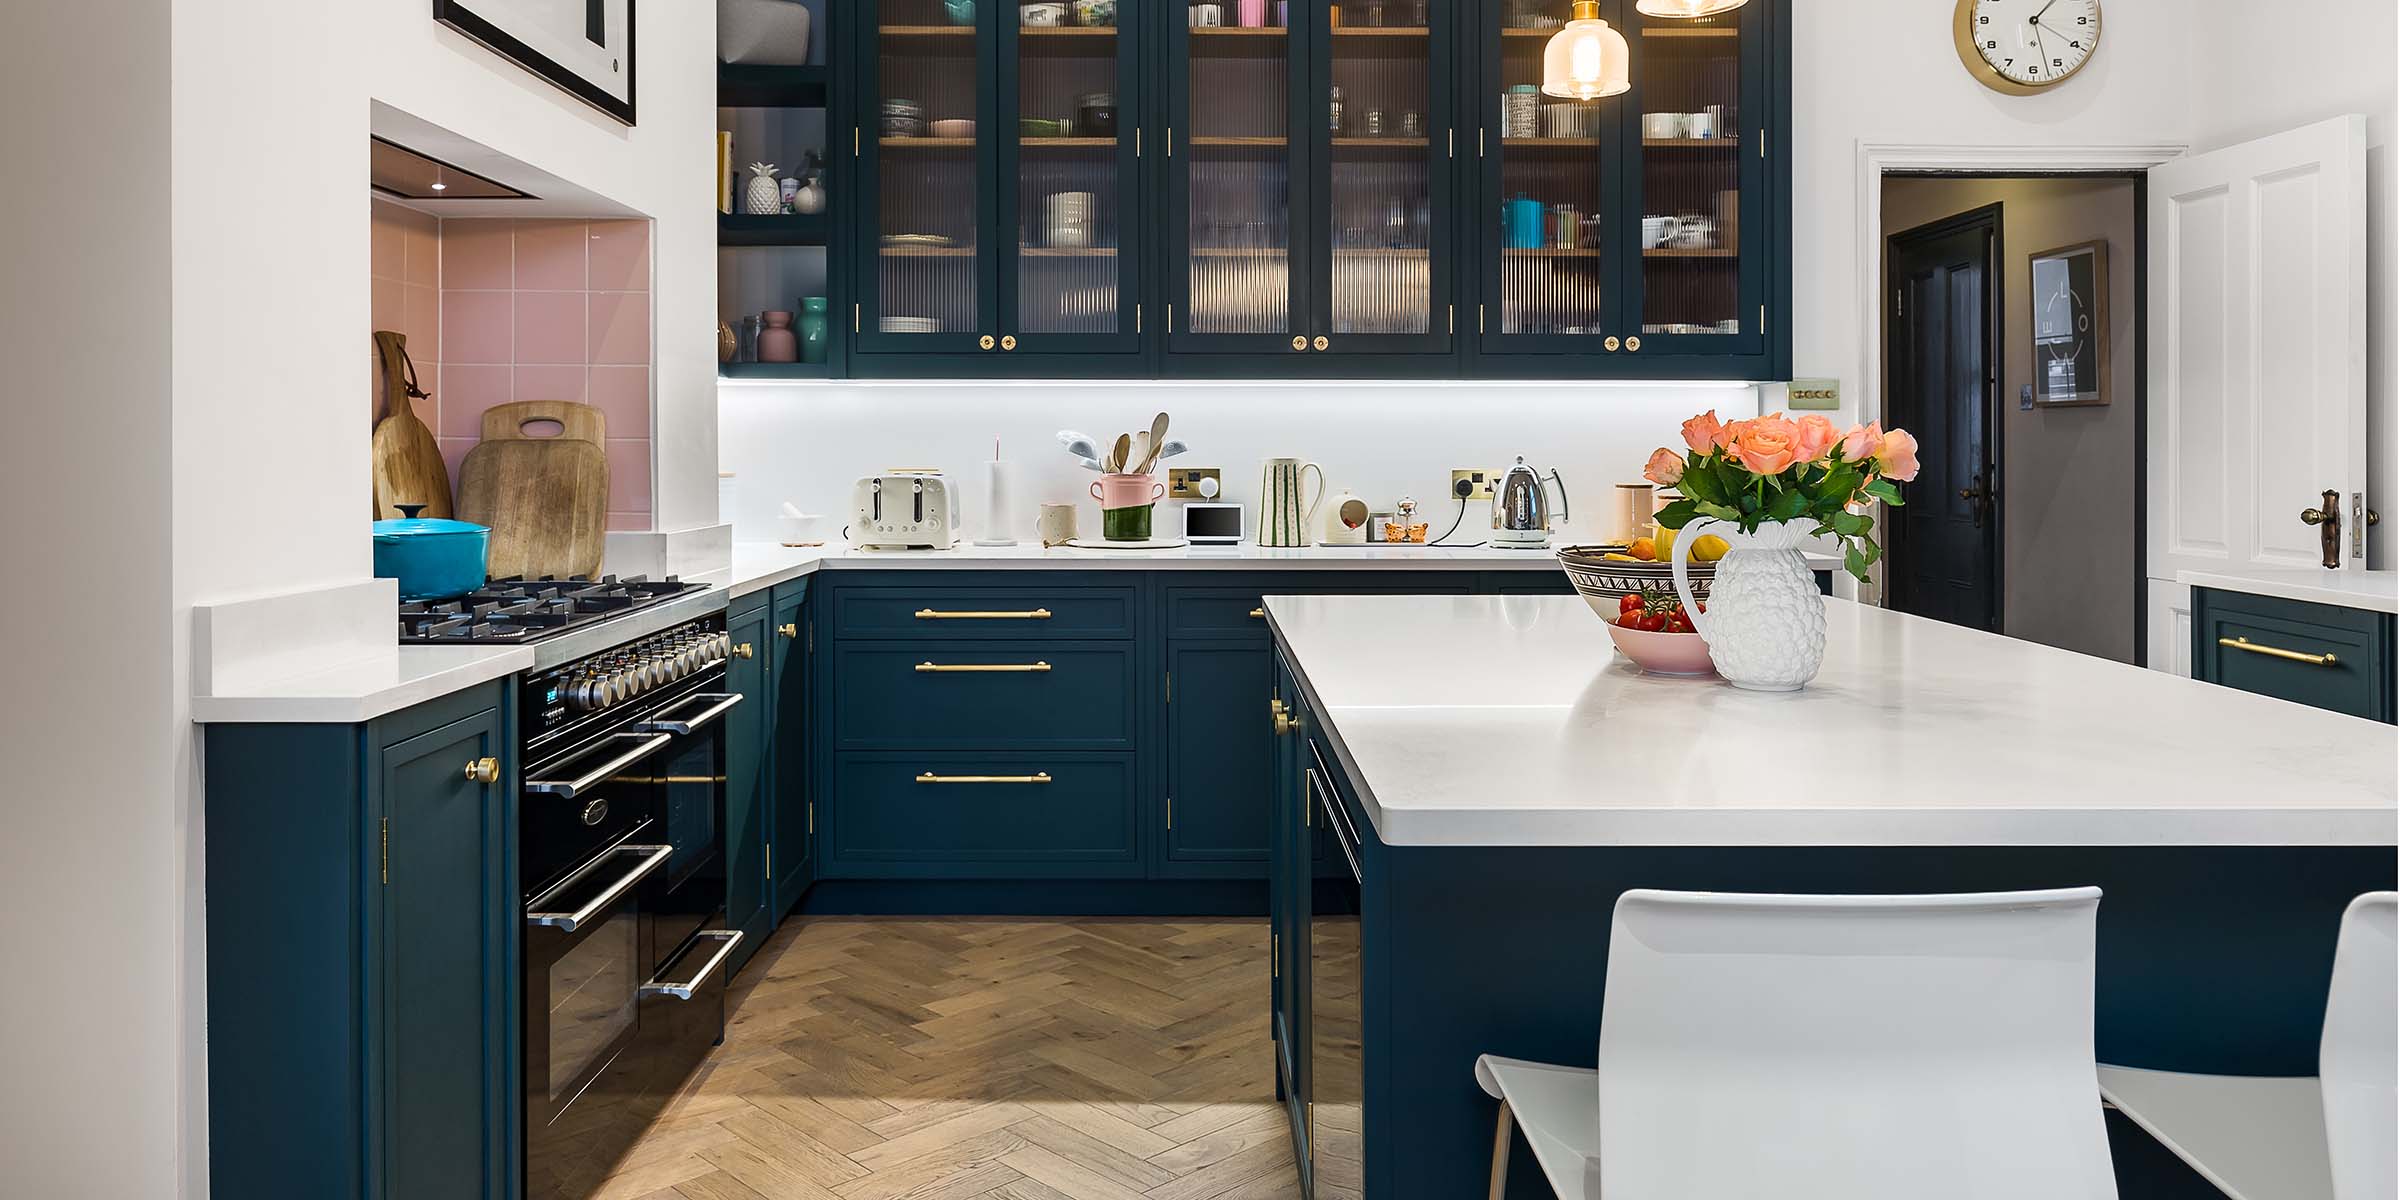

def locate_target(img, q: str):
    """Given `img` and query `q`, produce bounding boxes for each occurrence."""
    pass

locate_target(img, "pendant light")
[1634,0,1749,17]
[1540,0,1630,100]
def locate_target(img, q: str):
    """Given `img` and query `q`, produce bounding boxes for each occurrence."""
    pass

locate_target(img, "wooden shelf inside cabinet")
[1021,247,1120,257]
[1190,136,1288,147]
[1329,25,1429,35]
[1189,25,1288,35]
[1331,247,1431,257]
[720,213,830,247]
[717,64,831,108]
[882,137,978,148]
[879,245,977,257]
[1022,137,1118,147]
[1331,137,1429,148]
[1642,137,1740,149]
[1642,25,1738,38]
[1502,248,1601,258]
[1643,247,1737,259]
[1502,137,1600,149]
[721,362,833,380]
[879,24,974,35]
[1190,246,1294,256]
[1500,26,1565,37]
[1021,25,1118,36]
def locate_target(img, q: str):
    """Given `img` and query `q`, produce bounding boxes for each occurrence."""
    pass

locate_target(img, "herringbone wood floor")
[597,918,1304,1200]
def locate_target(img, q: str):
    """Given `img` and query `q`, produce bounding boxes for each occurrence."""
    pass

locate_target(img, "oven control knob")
[610,668,640,699]
[567,675,610,712]
[713,633,732,660]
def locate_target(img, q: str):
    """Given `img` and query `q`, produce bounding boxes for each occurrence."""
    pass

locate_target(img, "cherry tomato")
[1620,592,1644,614]
[1635,612,1666,632]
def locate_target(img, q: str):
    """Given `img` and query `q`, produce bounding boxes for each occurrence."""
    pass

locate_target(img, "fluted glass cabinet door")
[1166,10,1311,354]
[1002,3,1142,353]
[855,0,998,353]
[1618,0,1766,358]
[1312,0,1453,354]
[1475,1,1620,353]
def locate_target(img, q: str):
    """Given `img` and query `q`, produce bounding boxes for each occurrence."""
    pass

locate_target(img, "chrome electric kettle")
[1491,455,1570,550]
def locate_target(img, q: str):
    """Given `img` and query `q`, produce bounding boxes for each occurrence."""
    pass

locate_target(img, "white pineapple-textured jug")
[1670,517,1827,691]
[744,163,783,215]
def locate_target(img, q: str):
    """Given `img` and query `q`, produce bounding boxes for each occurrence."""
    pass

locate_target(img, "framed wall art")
[2029,239,2109,407]
[435,0,636,125]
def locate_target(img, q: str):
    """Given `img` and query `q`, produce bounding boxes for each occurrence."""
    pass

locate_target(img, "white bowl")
[777,513,827,545]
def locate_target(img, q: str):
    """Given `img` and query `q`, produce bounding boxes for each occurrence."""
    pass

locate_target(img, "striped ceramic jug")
[1258,458,1324,547]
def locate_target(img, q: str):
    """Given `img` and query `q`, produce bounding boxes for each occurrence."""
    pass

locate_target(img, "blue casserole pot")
[372,505,490,601]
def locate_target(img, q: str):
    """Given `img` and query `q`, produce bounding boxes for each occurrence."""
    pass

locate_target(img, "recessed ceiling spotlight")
[430,181,448,191]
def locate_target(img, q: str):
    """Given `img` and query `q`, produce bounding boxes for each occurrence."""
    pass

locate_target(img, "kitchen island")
[1262,594,2397,1199]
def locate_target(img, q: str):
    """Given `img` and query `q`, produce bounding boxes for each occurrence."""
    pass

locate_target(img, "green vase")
[1101,503,1154,541]
[797,296,830,364]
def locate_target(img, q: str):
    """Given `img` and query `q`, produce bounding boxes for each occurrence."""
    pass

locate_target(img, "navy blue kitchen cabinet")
[724,591,775,973]
[771,578,816,919]
[204,682,514,1200]
[2192,588,2397,723]
[824,0,1790,378]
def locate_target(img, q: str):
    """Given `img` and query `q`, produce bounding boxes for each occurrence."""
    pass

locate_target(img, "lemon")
[1691,534,1730,563]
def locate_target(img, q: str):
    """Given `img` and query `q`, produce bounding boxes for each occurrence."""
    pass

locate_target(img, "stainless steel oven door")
[1307,754,1364,1200]
[522,831,670,1130]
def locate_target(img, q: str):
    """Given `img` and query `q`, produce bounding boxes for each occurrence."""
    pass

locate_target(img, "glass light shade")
[1634,0,1749,16]
[1541,13,1630,100]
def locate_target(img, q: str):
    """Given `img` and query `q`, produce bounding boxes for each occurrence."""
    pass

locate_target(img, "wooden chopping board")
[370,331,452,520]
[457,400,611,579]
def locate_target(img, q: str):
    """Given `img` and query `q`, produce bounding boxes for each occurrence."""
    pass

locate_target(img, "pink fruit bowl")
[1602,616,1716,678]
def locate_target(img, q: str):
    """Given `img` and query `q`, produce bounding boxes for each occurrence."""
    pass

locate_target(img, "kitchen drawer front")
[828,753,1139,875]
[2193,589,2396,723]
[833,642,1134,750]
[1167,576,1473,638]
[833,586,1135,641]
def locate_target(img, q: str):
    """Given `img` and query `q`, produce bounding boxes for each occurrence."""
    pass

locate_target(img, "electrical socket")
[1168,467,1222,499]
[1450,468,1494,501]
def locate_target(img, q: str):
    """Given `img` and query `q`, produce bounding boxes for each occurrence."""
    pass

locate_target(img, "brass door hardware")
[1271,697,1299,736]
[2302,489,2343,569]
[731,642,755,659]
[380,817,389,885]
[1292,336,1308,351]
[1604,336,1620,351]
[1249,607,1266,618]
[1001,335,1018,351]
[778,622,799,639]
[979,334,996,350]
[2218,637,2339,668]
[915,607,1052,619]
[462,756,500,784]
[914,661,1052,673]
[1313,336,1329,351]
[1624,335,1641,352]
[916,772,1053,784]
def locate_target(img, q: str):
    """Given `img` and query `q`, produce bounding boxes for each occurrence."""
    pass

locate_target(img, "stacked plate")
[1556,544,1714,617]
[878,316,940,334]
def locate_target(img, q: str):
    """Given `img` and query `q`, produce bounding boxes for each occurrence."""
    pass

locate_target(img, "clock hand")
[2031,0,2061,22]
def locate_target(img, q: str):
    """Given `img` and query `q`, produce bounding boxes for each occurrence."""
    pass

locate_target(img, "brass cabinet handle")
[915,607,1053,619]
[1312,335,1329,351]
[2218,637,2339,667]
[777,622,799,638]
[1625,335,1641,351]
[1291,335,1308,351]
[915,661,1052,673]
[1270,697,1300,736]
[462,756,500,784]
[1001,334,1018,351]
[731,642,755,659]
[1604,336,1621,351]
[979,334,996,350]
[1248,607,1265,618]
[916,771,1053,784]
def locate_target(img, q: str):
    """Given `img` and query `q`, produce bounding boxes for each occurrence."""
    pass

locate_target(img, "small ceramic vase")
[744,163,782,216]
[797,297,830,364]
[756,311,798,362]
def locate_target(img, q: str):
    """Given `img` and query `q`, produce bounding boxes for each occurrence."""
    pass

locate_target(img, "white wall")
[718,381,1758,546]
[2183,0,2396,568]
[0,5,180,1196]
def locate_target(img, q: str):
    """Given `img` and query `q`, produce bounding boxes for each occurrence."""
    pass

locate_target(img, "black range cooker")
[514,608,745,1200]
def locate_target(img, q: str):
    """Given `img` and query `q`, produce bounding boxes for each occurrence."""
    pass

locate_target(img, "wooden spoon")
[1127,432,1150,477]
[1134,411,1171,474]
[1110,433,1132,474]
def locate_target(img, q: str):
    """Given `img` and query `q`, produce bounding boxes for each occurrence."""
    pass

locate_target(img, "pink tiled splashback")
[369,206,655,532]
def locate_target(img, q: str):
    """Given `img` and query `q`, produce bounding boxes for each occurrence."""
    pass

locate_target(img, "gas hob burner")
[398,574,710,644]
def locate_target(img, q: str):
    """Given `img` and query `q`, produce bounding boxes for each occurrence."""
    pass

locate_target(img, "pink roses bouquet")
[1642,410,1918,581]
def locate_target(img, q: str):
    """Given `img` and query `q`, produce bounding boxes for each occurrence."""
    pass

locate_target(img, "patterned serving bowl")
[1556,544,1713,618]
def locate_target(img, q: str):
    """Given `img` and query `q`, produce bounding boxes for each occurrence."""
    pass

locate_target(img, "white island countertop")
[1266,594,2398,848]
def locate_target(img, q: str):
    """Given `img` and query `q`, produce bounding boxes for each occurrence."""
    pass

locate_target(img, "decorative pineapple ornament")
[743,162,782,216]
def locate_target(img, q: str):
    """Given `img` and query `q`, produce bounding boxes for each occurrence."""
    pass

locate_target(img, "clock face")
[1959,0,2101,91]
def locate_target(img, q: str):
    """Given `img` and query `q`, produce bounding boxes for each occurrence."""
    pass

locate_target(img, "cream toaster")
[850,470,959,550]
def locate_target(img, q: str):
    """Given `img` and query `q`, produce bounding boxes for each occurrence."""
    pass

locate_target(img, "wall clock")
[1953,0,2101,95]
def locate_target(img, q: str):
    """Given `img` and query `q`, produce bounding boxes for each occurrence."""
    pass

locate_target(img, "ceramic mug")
[1641,215,1681,249]
[1641,111,1685,140]
[1037,502,1078,546]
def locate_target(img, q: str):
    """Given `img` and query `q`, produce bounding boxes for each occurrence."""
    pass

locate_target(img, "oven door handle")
[525,843,673,932]
[632,692,744,736]
[524,732,674,798]
[641,930,746,1000]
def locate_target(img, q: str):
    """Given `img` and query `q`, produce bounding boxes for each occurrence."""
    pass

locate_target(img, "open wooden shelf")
[717,64,830,108]
[720,213,830,247]
[720,362,833,381]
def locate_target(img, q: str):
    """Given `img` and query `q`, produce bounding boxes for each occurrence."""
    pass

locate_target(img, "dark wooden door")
[1166,642,1276,863]
[770,583,814,919]
[375,707,509,1200]
[1887,205,2001,631]
[724,601,773,969]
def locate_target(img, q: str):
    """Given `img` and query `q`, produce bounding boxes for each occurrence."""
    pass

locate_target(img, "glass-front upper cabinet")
[1166,7,1310,355]
[1476,0,1619,353]
[855,0,995,353]
[1315,0,1453,356]
[1004,0,1143,353]
[1618,0,1766,359]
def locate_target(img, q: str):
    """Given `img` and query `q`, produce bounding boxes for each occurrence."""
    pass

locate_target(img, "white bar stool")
[2097,891,2397,1200]
[1474,886,2116,1200]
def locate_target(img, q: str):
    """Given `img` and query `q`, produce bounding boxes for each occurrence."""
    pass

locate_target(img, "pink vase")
[1238,0,1265,26]
[757,311,798,363]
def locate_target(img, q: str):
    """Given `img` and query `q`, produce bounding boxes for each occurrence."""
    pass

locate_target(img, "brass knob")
[1270,697,1299,736]
[777,622,799,638]
[1291,336,1308,351]
[2301,506,2335,526]
[462,756,500,784]
[1001,334,1018,351]
[1604,336,1621,351]
[1312,335,1329,351]
[1625,335,1641,352]
[732,642,755,660]
[979,334,996,350]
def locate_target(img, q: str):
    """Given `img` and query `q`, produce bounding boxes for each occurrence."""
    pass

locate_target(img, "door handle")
[914,661,1052,673]
[915,772,1053,784]
[462,756,500,784]
[1959,472,1990,529]
[524,732,673,797]
[2302,488,2342,569]
[2217,637,2339,668]
[641,930,745,999]
[524,843,673,931]
[915,607,1053,620]
[632,692,744,735]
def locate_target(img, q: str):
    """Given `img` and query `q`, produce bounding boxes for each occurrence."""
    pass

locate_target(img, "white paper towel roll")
[974,459,1018,546]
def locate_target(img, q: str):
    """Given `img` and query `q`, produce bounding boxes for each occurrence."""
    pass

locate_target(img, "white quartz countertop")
[2178,568,2399,615]
[191,644,533,724]
[1266,594,2398,848]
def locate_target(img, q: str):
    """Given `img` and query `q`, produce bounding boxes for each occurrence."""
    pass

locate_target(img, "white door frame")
[1850,141,2186,608]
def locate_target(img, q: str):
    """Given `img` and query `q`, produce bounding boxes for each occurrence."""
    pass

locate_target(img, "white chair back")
[2320,891,2397,1200]
[1596,887,2117,1200]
